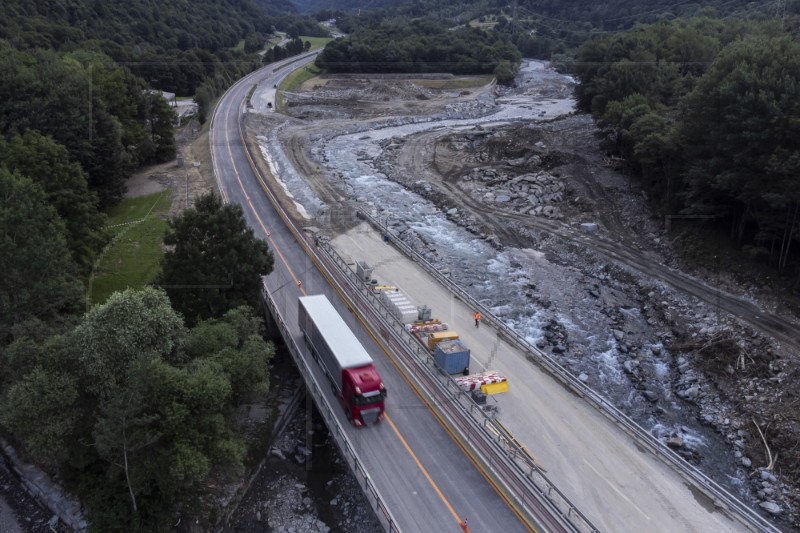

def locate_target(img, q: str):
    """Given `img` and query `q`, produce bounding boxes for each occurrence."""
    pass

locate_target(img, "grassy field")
[88,191,172,305]
[277,63,323,109]
[301,36,333,51]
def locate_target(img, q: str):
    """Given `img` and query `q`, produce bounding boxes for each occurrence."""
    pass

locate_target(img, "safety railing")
[355,209,779,533]
[261,285,400,533]
[315,235,598,533]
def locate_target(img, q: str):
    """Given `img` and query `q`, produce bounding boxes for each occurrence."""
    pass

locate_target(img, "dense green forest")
[573,16,800,275]
[0,0,290,529]
[322,0,795,72]
[0,0,279,95]
[315,19,521,82]
[0,288,275,531]
[0,43,176,207]
[0,187,276,529]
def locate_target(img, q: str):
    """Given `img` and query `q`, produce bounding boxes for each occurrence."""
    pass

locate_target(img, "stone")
[578,373,589,383]
[741,456,752,467]
[759,501,782,515]
[666,436,683,448]
[642,390,659,403]
[623,360,636,374]
[612,329,624,341]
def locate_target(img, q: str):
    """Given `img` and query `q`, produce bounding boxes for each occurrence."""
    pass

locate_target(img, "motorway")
[331,225,755,533]
[210,55,536,532]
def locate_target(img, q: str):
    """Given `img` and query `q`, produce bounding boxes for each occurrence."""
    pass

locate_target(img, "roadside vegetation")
[0,0,329,530]
[88,192,172,305]
[574,17,800,280]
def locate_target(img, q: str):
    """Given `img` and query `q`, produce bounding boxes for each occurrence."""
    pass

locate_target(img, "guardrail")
[260,285,400,533]
[314,235,598,533]
[355,209,779,533]
[230,73,594,529]
[216,55,399,533]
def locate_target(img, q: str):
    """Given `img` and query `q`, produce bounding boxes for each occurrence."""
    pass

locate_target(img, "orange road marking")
[385,413,463,524]
[215,89,476,530]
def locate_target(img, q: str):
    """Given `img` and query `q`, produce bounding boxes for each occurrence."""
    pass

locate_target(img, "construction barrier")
[481,381,509,395]
[406,321,448,333]
[454,371,507,392]
[371,285,397,293]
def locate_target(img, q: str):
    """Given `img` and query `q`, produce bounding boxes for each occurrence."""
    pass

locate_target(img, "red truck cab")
[342,365,387,426]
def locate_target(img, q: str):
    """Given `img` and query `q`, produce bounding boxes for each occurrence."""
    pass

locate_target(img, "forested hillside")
[320,0,793,69]
[0,0,285,96]
[0,2,287,524]
[300,0,782,25]
[315,20,521,82]
[573,16,800,276]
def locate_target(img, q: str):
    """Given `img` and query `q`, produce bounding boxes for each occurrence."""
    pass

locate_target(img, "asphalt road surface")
[330,223,750,533]
[210,55,535,532]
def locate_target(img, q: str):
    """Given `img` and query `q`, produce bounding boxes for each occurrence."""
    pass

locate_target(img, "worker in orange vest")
[474,311,481,328]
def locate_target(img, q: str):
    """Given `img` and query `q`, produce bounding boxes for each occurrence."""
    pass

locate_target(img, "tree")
[185,306,274,403]
[75,287,186,398]
[0,363,79,465]
[0,131,107,270]
[158,193,274,326]
[679,35,800,258]
[0,168,85,342]
[60,287,248,530]
[494,60,517,86]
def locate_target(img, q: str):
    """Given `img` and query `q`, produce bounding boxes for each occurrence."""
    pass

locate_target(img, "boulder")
[759,501,782,515]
